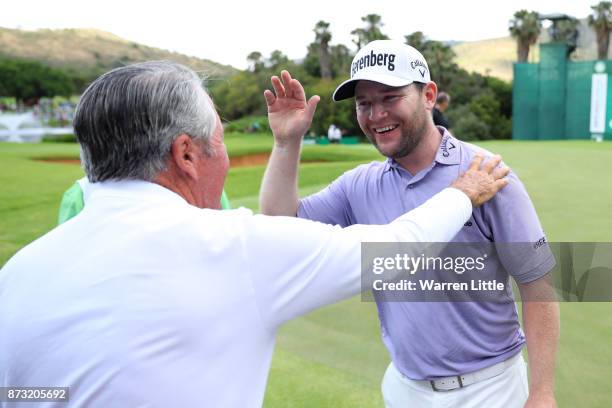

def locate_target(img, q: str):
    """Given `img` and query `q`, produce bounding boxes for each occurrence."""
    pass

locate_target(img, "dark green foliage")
[304,43,353,79]
[447,91,512,140]
[304,80,359,136]
[589,1,612,59]
[351,14,389,49]
[403,33,512,140]
[42,134,77,143]
[485,76,513,118]
[212,24,514,142]
[210,58,313,122]
[0,58,75,103]
[509,10,541,62]
[447,106,488,141]
[224,115,270,133]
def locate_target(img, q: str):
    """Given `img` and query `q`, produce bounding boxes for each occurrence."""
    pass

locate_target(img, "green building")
[513,42,612,141]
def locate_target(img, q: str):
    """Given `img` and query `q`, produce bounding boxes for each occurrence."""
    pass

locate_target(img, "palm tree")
[361,14,389,42]
[588,1,612,59]
[351,14,389,49]
[404,32,457,89]
[314,21,332,79]
[330,44,352,78]
[246,51,263,73]
[509,10,541,62]
[404,31,426,50]
[350,28,367,49]
[267,50,289,70]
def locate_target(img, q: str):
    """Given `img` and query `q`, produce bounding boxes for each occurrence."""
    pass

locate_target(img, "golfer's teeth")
[375,125,398,133]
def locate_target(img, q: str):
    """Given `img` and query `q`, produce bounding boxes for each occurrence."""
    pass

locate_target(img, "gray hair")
[74,61,217,182]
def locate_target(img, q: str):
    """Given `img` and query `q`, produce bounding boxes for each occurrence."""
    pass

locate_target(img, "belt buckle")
[430,375,464,392]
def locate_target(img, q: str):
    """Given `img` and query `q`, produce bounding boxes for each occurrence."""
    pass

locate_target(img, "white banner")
[590,73,608,133]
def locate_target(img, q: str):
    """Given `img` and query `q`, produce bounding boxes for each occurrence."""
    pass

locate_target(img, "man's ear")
[423,82,438,109]
[170,134,199,180]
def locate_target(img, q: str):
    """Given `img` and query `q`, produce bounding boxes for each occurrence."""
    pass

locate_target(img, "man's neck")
[394,126,442,176]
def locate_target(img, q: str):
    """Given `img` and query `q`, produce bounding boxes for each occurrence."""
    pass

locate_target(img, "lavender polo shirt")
[297,128,555,380]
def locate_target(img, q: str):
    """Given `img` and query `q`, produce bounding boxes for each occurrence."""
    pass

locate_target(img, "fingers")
[493,165,510,180]
[263,89,276,107]
[291,78,306,101]
[493,178,509,191]
[306,95,320,117]
[482,154,502,173]
[271,75,286,98]
[281,70,292,84]
[281,71,293,98]
[271,71,305,101]
[468,154,484,171]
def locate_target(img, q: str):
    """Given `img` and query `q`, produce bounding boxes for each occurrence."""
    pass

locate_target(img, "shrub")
[42,133,76,143]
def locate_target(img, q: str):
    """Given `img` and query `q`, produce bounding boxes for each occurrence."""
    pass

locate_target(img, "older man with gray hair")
[0,61,507,407]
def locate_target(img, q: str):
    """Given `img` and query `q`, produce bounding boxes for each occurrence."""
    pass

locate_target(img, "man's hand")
[524,392,557,408]
[264,70,320,147]
[450,154,510,207]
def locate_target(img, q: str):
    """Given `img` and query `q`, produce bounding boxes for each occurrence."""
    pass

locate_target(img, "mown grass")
[1,138,611,407]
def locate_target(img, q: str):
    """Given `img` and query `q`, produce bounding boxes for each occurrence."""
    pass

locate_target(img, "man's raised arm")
[260,70,319,216]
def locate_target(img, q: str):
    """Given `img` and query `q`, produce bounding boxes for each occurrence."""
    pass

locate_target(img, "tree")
[551,18,579,43]
[267,50,289,70]
[330,44,353,78]
[247,51,264,73]
[0,58,74,104]
[509,10,541,62]
[550,18,580,57]
[588,1,612,59]
[304,42,353,79]
[303,43,322,77]
[404,31,427,50]
[403,32,457,90]
[314,20,332,79]
[350,28,368,49]
[351,14,389,49]
[422,42,457,90]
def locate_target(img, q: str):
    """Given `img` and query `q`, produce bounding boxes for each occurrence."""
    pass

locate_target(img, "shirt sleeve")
[244,188,472,329]
[57,182,85,225]
[297,172,354,227]
[484,171,555,283]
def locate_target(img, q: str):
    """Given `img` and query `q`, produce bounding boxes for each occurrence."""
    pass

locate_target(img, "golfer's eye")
[357,101,371,111]
[384,95,399,103]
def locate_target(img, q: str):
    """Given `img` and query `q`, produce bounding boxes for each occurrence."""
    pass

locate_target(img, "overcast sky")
[1,0,594,69]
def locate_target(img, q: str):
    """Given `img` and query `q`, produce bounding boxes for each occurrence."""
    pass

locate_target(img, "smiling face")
[355,80,434,159]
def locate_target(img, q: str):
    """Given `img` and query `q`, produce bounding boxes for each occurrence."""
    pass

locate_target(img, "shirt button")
[407,184,415,189]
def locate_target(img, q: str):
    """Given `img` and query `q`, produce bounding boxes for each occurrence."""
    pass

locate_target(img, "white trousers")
[381,356,529,408]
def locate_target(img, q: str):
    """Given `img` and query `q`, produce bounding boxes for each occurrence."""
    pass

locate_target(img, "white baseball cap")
[332,40,431,101]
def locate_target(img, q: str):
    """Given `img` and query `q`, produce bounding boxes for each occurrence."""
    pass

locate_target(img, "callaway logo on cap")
[332,40,431,101]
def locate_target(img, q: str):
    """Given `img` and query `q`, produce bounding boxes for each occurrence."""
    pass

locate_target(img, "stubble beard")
[365,108,429,160]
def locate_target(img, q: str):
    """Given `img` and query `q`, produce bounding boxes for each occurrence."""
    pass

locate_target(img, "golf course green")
[1,136,611,407]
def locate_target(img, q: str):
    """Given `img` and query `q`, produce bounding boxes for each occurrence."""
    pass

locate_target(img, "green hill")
[0,27,238,79]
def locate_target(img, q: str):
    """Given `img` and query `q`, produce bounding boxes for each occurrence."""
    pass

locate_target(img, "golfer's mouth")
[374,124,399,134]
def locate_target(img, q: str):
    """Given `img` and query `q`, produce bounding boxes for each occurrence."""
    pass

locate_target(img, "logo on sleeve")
[533,237,547,250]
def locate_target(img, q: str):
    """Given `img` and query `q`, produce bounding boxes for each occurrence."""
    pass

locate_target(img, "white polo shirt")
[0,180,471,407]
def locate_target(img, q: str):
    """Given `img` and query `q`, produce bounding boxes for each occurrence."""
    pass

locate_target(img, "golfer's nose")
[369,102,388,121]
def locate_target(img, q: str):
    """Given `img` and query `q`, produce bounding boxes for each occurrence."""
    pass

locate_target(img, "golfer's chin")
[373,139,404,158]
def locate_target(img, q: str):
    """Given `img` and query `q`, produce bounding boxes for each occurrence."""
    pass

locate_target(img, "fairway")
[1,137,611,407]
